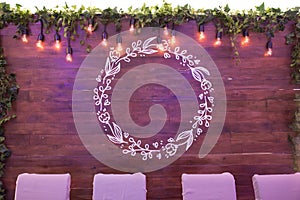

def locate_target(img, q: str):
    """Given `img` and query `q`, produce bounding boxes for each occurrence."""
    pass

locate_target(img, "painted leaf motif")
[176,129,193,142]
[107,63,120,77]
[191,67,210,82]
[112,122,123,142]
[143,36,156,49]
[107,134,122,144]
[176,129,194,150]
[104,57,111,74]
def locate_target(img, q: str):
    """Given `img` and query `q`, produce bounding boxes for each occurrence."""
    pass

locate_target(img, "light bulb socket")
[88,18,94,26]
[216,31,222,39]
[130,17,135,26]
[242,29,249,37]
[198,24,204,32]
[171,30,176,36]
[54,32,61,42]
[102,31,108,40]
[116,34,122,44]
[157,36,162,44]
[37,33,44,42]
[66,46,72,55]
[266,40,273,49]
[21,28,29,36]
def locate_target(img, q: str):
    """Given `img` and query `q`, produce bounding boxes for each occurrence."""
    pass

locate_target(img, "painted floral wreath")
[93,36,214,161]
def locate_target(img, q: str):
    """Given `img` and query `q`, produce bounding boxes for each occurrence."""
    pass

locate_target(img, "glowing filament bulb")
[22,34,28,43]
[129,18,135,32]
[87,24,93,34]
[199,31,205,41]
[116,35,122,51]
[214,38,222,46]
[36,40,44,49]
[163,26,169,35]
[102,31,108,46]
[55,40,61,50]
[129,24,134,32]
[264,48,272,57]
[264,40,273,57]
[66,46,72,62]
[241,36,250,46]
[66,53,72,62]
[101,38,107,46]
[171,30,176,44]
[157,36,164,51]
[198,24,205,41]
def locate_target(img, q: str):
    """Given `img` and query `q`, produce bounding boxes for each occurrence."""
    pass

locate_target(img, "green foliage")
[0,46,18,199]
[285,10,300,83]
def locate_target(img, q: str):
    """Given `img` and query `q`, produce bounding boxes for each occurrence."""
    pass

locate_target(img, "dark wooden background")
[0,20,297,200]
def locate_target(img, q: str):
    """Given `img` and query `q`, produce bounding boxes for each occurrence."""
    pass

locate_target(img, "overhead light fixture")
[21,27,29,43]
[241,29,250,46]
[129,17,135,32]
[102,28,108,46]
[54,31,61,50]
[264,40,273,57]
[116,34,122,51]
[198,23,205,41]
[214,30,222,46]
[87,18,94,34]
[66,32,72,62]
[36,19,45,49]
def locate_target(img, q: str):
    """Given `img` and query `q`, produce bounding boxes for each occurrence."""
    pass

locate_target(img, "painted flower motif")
[109,50,120,62]
[165,143,178,156]
[201,79,212,90]
[98,112,110,124]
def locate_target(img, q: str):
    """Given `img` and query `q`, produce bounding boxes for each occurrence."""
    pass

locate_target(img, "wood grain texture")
[0,21,297,200]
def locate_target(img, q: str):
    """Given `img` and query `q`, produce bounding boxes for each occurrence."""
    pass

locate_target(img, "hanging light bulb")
[66,31,72,62]
[163,25,169,36]
[21,28,29,43]
[36,19,45,49]
[157,36,164,51]
[66,46,73,62]
[264,40,273,57]
[198,23,205,41]
[116,34,122,51]
[214,31,222,46]
[87,18,94,34]
[102,30,108,46]
[54,31,61,50]
[241,29,250,46]
[129,17,135,32]
[171,30,176,45]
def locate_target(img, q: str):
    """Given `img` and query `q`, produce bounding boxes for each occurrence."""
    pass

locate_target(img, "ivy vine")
[0,1,299,198]
[0,47,18,199]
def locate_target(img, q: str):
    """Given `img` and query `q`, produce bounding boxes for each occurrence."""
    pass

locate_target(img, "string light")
[129,17,135,32]
[66,32,72,62]
[170,23,176,45]
[87,18,94,34]
[241,29,250,46]
[157,36,164,51]
[21,27,29,43]
[198,23,205,41]
[54,31,61,50]
[214,30,222,46]
[116,34,122,51]
[36,19,45,49]
[163,25,169,36]
[264,40,273,57]
[102,29,108,46]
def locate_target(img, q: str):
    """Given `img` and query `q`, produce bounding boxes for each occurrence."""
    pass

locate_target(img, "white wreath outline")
[93,36,214,161]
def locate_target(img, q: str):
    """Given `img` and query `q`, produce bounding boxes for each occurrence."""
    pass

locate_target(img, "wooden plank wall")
[0,20,297,200]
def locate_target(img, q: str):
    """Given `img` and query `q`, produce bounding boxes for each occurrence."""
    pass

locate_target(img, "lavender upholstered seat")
[181,172,237,200]
[252,173,300,200]
[92,172,146,200]
[14,173,71,200]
